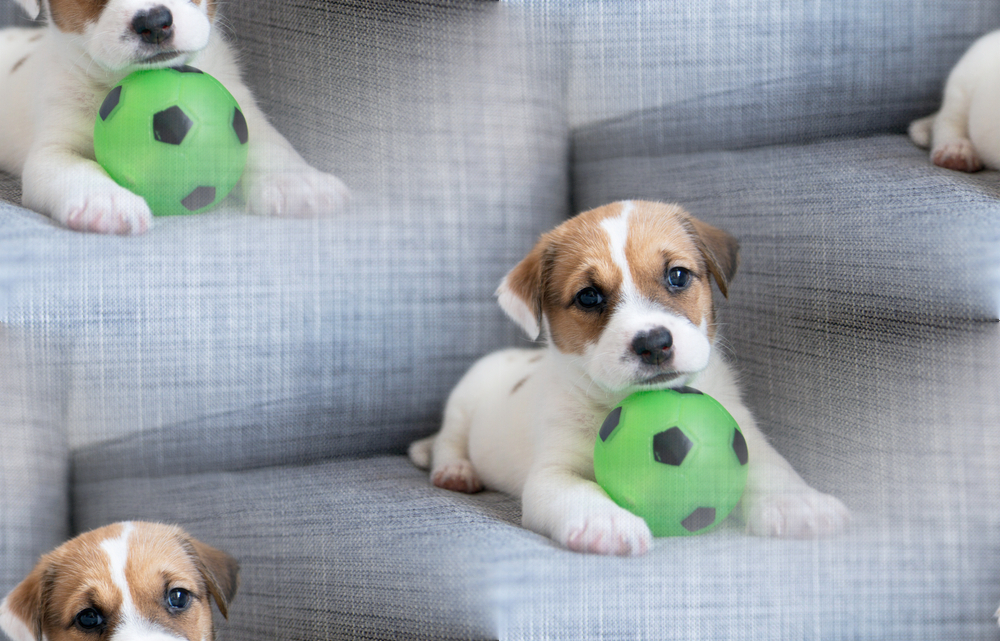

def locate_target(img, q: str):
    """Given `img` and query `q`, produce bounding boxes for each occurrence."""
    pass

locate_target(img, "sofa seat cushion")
[72,454,1000,641]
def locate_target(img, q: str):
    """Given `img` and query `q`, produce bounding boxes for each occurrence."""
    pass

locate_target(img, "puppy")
[909,29,1000,172]
[0,0,348,235]
[0,522,238,641]
[410,201,850,556]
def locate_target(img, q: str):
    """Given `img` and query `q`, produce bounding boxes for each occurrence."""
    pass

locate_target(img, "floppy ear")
[495,237,551,341]
[686,216,739,298]
[11,0,41,19]
[183,537,240,620]
[1,560,47,641]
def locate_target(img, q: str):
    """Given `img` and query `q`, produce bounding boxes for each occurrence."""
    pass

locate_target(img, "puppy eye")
[75,608,104,631]
[574,287,605,310]
[666,267,691,290]
[167,588,192,611]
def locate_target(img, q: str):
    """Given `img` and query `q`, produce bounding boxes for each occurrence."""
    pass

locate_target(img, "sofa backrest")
[568,0,1000,160]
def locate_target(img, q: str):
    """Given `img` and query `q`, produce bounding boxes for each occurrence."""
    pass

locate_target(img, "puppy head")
[14,0,215,72]
[0,522,239,641]
[497,201,738,393]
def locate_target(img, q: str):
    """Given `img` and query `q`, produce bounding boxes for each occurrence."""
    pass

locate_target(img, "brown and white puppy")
[0,522,239,641]
[0,0,348,234]
[410,201,850,556]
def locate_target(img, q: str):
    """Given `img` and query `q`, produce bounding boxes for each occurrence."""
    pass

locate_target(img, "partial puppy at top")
[909,29,1000,172]
[0,521,239,641]
[0,0,349,234]
[410,201,850,556]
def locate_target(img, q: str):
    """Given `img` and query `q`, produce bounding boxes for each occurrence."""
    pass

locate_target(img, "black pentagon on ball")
[675,386,704,395]
[681,507,716,532]
[732,427,748,466]
[99,85,123,121]
[153,105,193,145]
[181,186,216,211]
[653,427,693,466]
[599,406,622,443]
[232,107,248,145]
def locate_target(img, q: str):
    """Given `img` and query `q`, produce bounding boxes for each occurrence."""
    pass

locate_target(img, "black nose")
[632,327,673,366]
[132,6,173,45]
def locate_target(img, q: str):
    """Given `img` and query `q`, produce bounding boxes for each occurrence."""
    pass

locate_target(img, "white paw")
[559,509,652,556]
[931,139,983,172]
[431,460,483,494]
[245,165,350,218]
[58,187,152,235]
[743,487,850,538]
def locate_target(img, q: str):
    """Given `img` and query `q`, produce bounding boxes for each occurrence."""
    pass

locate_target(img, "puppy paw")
[431,460,483,494]
[58,188,152,235]
[743,488,850,539]
[560,510,652,556]
[245,165,350,218]
[931,139,983,172]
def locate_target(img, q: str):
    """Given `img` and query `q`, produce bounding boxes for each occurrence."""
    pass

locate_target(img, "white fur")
[909,29,1000,172]
[411,207,851,556]
[0,0,349,235]
[0,598,35,641]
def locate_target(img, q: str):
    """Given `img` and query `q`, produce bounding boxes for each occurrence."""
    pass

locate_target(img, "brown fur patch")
[48,0,109,34]
[10,55,29,73]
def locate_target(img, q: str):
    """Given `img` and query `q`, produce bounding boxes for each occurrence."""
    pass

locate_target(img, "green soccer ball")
[594,387,749,537]
[93,66,249,217]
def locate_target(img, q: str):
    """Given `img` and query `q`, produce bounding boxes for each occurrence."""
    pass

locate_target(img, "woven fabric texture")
[568,0,1000,155]
[72,454,1000,641]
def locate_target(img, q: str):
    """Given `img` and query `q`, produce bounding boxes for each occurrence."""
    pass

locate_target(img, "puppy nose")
[132,6,174,45]
[632,327,673,366]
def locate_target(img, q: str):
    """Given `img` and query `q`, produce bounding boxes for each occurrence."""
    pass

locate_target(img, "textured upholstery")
[2,0,1000,639]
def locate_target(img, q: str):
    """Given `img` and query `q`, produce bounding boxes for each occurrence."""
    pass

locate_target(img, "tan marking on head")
[10,55,30,74]
[47,0,110,34]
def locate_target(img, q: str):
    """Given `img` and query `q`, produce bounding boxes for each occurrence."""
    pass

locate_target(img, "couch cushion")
[72,454,1000,641]
[568,0,1000,155]
[0,1,570,474]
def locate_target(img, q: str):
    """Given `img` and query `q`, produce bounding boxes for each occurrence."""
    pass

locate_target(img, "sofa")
[2,0,999,639]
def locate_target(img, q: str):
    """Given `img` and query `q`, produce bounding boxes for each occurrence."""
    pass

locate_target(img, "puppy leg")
[923,32,1000,172]
[521,466,652,556]
[424,384,484,494]
[22,145,152,235]
[736,411,851,538]
[908,114,935,149]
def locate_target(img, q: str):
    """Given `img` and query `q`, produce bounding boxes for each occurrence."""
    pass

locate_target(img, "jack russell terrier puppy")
[0,0,348,235]
[909,29,1000,172]
[0,522,239,641]
[410,201,850,556]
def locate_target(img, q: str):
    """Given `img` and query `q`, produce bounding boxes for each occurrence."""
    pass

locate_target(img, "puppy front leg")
[22,142,152,235]
[736,410,851,538]
[218,83,349,218]
[521,466,652,556]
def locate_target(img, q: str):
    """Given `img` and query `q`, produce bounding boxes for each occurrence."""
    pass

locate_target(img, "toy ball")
[94,66,249,217]
[594,387,749,537]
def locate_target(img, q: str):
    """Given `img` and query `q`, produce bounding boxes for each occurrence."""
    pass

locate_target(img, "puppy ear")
[686,216,739,298]
[496,238,550,340]
[183,537,240,619]
[1,560,47,641]
[12,0,41,19]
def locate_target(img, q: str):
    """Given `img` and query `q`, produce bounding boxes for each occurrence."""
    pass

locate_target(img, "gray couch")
[2,1,1000,639]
